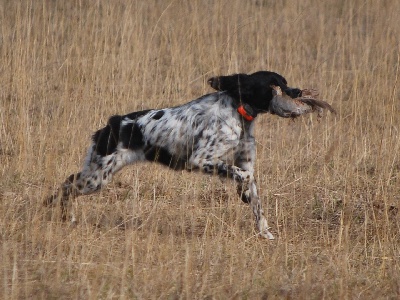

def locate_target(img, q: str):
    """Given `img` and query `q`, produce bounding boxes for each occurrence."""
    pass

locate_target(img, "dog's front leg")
[196,159,274,239]
[235,143,274,239]
[246,180,275,240]
[235,169,274,240]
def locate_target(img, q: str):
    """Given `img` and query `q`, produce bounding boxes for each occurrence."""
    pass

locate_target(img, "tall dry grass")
[1,0,399,298]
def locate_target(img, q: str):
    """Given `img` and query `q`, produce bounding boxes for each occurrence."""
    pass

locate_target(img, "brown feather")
[269,86,336,118]
[299,98,337,114]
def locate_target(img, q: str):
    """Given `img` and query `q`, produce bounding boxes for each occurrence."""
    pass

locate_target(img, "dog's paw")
[258,217,275,240]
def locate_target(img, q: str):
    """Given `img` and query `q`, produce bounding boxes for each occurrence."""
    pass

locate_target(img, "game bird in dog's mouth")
[46,71,336,240]
[269,86,336,119]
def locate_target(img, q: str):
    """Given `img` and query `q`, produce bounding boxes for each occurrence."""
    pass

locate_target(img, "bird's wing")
[299,98,336,114]
[269,86,336,118]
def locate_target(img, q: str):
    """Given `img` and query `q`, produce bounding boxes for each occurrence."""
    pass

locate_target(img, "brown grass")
[1,0,400,298]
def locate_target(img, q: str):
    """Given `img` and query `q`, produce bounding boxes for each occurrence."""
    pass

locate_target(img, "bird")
[269,86,336,119]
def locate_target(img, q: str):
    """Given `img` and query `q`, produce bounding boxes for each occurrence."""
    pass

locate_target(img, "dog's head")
[208,71,301,112]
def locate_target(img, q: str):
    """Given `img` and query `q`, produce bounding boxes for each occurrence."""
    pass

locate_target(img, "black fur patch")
[67,173,76,184]
[144,145,186,170]
[207,71,301,112]
[92,110,151,156]
[120,123,144,150]
[237,184,251,203]
[152,110,164,120]
[124,109,151,120]
[92,115,122,156]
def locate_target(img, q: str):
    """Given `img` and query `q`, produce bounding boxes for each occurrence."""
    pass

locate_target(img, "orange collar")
[237,104,256,121]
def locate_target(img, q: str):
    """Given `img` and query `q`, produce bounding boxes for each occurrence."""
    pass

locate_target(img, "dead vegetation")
[1,0,399,298]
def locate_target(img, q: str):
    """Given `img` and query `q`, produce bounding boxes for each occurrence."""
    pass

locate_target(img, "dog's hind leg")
[46,143,144,222]
[46,115,148,222]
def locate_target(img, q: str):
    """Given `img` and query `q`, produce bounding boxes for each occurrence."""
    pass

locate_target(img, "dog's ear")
[207,73,249,92]
[207,71,300,110]
[207,77,221,90]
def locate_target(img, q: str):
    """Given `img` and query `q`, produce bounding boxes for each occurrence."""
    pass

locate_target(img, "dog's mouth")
[283,87,302,98]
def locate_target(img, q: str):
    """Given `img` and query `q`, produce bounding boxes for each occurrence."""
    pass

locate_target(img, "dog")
[46,71,304,239]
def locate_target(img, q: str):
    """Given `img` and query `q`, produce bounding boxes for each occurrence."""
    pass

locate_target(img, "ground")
[1,0,399,298]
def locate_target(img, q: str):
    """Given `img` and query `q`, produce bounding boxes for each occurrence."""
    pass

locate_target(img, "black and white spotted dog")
[46,71,302,239]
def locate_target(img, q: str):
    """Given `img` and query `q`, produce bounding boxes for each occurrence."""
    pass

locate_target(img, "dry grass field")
[1,0,400,298]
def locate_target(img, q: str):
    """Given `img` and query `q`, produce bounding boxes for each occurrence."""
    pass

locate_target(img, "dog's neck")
[237,103,258,122]
[237,103,258,121]
[218,91,260,122]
